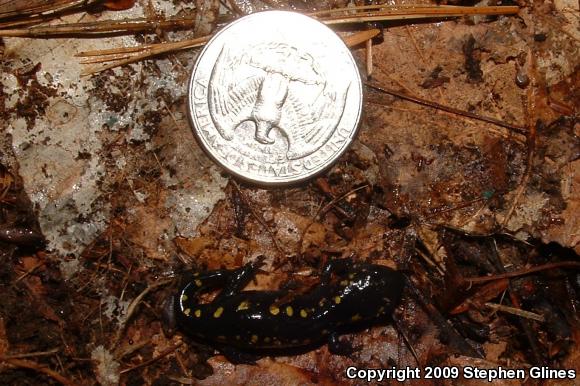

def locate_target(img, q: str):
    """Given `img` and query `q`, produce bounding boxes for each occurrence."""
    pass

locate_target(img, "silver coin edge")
[187,10,363,186]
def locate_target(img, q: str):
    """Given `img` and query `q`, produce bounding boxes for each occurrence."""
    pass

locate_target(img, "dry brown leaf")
[0,317,9,357]
[200,357,340,386]
[104,0,135,10]
[174,236,214,258]
[450,279,509,315]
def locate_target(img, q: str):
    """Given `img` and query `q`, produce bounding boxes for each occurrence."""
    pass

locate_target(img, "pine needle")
[68,4,520,75]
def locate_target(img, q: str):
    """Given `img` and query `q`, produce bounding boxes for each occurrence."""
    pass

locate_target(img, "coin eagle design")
[188,11,362,185]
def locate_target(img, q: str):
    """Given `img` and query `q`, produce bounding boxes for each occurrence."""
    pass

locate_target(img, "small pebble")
[534,33,547,42]
[515,71,530,88]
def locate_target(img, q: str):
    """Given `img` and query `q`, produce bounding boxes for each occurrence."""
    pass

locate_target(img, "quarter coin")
[188,11,362,185]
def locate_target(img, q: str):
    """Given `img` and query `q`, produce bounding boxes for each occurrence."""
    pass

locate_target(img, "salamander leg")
[219,346,262,365]
[178,258,266,313]
[327,332,359,356]
[320,258,354,284]
[216,256,266,299]
[176,269,232,314]
[181,269,232,290]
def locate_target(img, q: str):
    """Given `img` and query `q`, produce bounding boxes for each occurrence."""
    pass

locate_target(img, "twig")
[0,17,197,37]
[79,35,210,76]
[485,303,545,322]
[0,0,104,20]
[309,4,517,17]
[415,247,445,277]
[406,278,482,358]
[316,5,520,25]
[0,15,53,29]
[391,313,421,365]
[73,5,519,75]
[424,195,492,220]
[487,239,544,365]
[78,44,158,56]
[465,261,580,284]
[317,184,369,220]
[112,279,173,347]
[365,38,373,77]
[78,28,378,75]
[0,348,60,360]
[119,342,183,374]
[2,358,74,386]
[365,82,527,135]
[12,260,45,284]
[167,376,194,385]
[343,28,380,47]
[114,339,151,360]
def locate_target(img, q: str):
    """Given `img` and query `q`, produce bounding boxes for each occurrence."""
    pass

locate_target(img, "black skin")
[0,226,44,247]
[165,258,404,363]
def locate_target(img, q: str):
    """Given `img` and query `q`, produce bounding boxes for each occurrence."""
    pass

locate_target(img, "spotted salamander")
[166,258,404,357]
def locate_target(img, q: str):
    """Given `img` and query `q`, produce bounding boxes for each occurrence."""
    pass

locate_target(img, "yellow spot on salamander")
[348,273,355,279]
[184,308,191,316]
[193,272,199,277]
[264,337,271,343]
[180,294,188,302]
[334,296,342,304]
[351,314,362,322]
[237,301,250,311]
[300,309,308,318]
[194,279,202,287]
[286,306,294,316]
[213,307,224,318]
[251,335,258,344]
[269,305,280,315]
[340,280,349,286]
[194,309,201,318]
